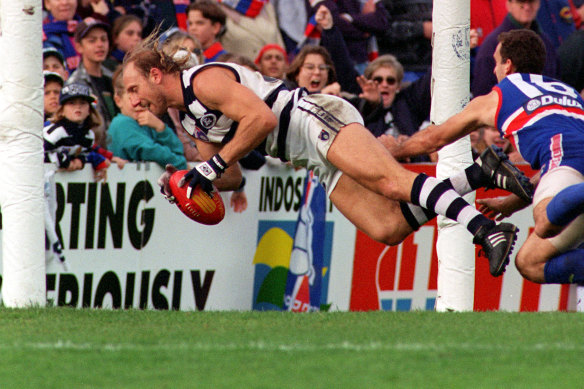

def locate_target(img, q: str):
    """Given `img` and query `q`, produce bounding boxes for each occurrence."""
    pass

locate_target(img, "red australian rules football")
[168,170,225,225]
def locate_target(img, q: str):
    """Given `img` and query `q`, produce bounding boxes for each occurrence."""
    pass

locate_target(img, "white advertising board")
[0,163,574,311]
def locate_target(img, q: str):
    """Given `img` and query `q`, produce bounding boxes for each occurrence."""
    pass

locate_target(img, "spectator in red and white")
[471,0,507,47]
[186,1,228,63]
[216,0,285,62]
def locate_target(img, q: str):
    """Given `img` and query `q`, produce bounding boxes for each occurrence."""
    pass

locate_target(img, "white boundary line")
[4,340,584,352]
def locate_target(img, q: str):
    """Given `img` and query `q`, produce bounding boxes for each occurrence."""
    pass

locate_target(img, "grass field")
[0,309,583,388]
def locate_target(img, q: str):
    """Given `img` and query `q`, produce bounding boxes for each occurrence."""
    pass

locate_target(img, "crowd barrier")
[0,162,576,311]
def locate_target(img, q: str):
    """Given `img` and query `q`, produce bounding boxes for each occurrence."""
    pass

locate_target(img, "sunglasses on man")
[372,76,398,85]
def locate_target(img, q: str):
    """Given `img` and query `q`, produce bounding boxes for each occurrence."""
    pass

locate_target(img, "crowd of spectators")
[41,0,584,189]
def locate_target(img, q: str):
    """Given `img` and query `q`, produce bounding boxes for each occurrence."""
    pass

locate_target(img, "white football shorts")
[285,93,364,196]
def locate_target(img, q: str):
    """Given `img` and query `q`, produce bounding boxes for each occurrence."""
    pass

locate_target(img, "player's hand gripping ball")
[168,170,225,225]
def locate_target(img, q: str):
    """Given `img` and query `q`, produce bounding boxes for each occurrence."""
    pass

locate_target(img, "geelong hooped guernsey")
[180,62,304,161]
[494,73,584,175]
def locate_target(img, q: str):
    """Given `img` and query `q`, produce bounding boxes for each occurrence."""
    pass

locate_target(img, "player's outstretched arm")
[389,91,499,159]
[191,67,278,167]
[477,194,529,221]
[476,170,540,221]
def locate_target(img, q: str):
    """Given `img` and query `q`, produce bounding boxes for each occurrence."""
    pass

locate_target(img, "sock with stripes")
[442,163,484,195]
[400,166,483,231]
[407,173,495,235]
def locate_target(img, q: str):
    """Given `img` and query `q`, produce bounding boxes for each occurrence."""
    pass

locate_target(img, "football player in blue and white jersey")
[389,29,584,286]
[120,31,535,277]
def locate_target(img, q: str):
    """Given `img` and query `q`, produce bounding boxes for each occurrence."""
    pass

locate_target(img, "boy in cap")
[68,17,118,147]
[43,47,69,81]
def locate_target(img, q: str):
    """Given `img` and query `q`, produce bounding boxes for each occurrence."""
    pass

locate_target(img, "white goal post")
[431,0,476,311]
[0,0,46,307]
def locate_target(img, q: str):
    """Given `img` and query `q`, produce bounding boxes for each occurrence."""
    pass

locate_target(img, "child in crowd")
[69,18,118,148]
[104,14,143,72]
[43,70,66,269]
[108,68,188,170]
[159,27,203,60]
[44,83,125,182]
[186,1,228,62]
[43,47,69,81]
[43,71,64,123]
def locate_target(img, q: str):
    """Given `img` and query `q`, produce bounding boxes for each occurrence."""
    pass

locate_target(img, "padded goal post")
[431,0,476,311]
[0,0,46,307]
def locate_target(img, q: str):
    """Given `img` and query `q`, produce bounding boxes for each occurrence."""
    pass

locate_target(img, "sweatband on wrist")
[235,177,246,193]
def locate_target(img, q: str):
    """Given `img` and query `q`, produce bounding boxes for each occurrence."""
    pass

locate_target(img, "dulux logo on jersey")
[524,95,584,114]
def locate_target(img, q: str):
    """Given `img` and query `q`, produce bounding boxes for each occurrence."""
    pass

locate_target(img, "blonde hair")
[364,54,404,84]
[123,27,196,77]
[112,66,124,98]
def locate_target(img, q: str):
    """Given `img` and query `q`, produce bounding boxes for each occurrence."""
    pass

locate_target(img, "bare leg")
[534,198,565,239]
[327,123,491,234]
[329,173,414,246]
[327,123,417,202]
[327,123,518,277]
[515,230,559,283]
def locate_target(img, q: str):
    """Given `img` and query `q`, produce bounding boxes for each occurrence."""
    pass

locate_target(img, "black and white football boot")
[473,222,519,277]
[477,145,534,203]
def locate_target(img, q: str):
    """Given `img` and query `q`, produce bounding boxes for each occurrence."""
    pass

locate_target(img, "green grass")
[0,309,582,388]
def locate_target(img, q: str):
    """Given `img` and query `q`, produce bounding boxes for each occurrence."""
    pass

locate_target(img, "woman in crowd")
[285,45,339,94]
[104,14,143,71]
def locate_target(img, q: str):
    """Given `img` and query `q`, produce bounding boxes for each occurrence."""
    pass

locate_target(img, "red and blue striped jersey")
[494,73,584,175]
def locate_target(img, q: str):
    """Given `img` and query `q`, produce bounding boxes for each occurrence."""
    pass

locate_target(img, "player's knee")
[515,248,540,282]
[534,220,563,239]
[369,224,407,246]
[377,178,402,202]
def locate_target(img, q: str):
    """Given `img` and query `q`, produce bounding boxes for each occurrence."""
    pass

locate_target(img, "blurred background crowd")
[41,0,584,181]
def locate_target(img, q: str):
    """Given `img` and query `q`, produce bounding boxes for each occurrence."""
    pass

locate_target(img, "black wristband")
[235,176,246,192]
[207,153,227,177]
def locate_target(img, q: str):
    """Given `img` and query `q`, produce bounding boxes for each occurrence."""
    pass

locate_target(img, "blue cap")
[158,27,181,45]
